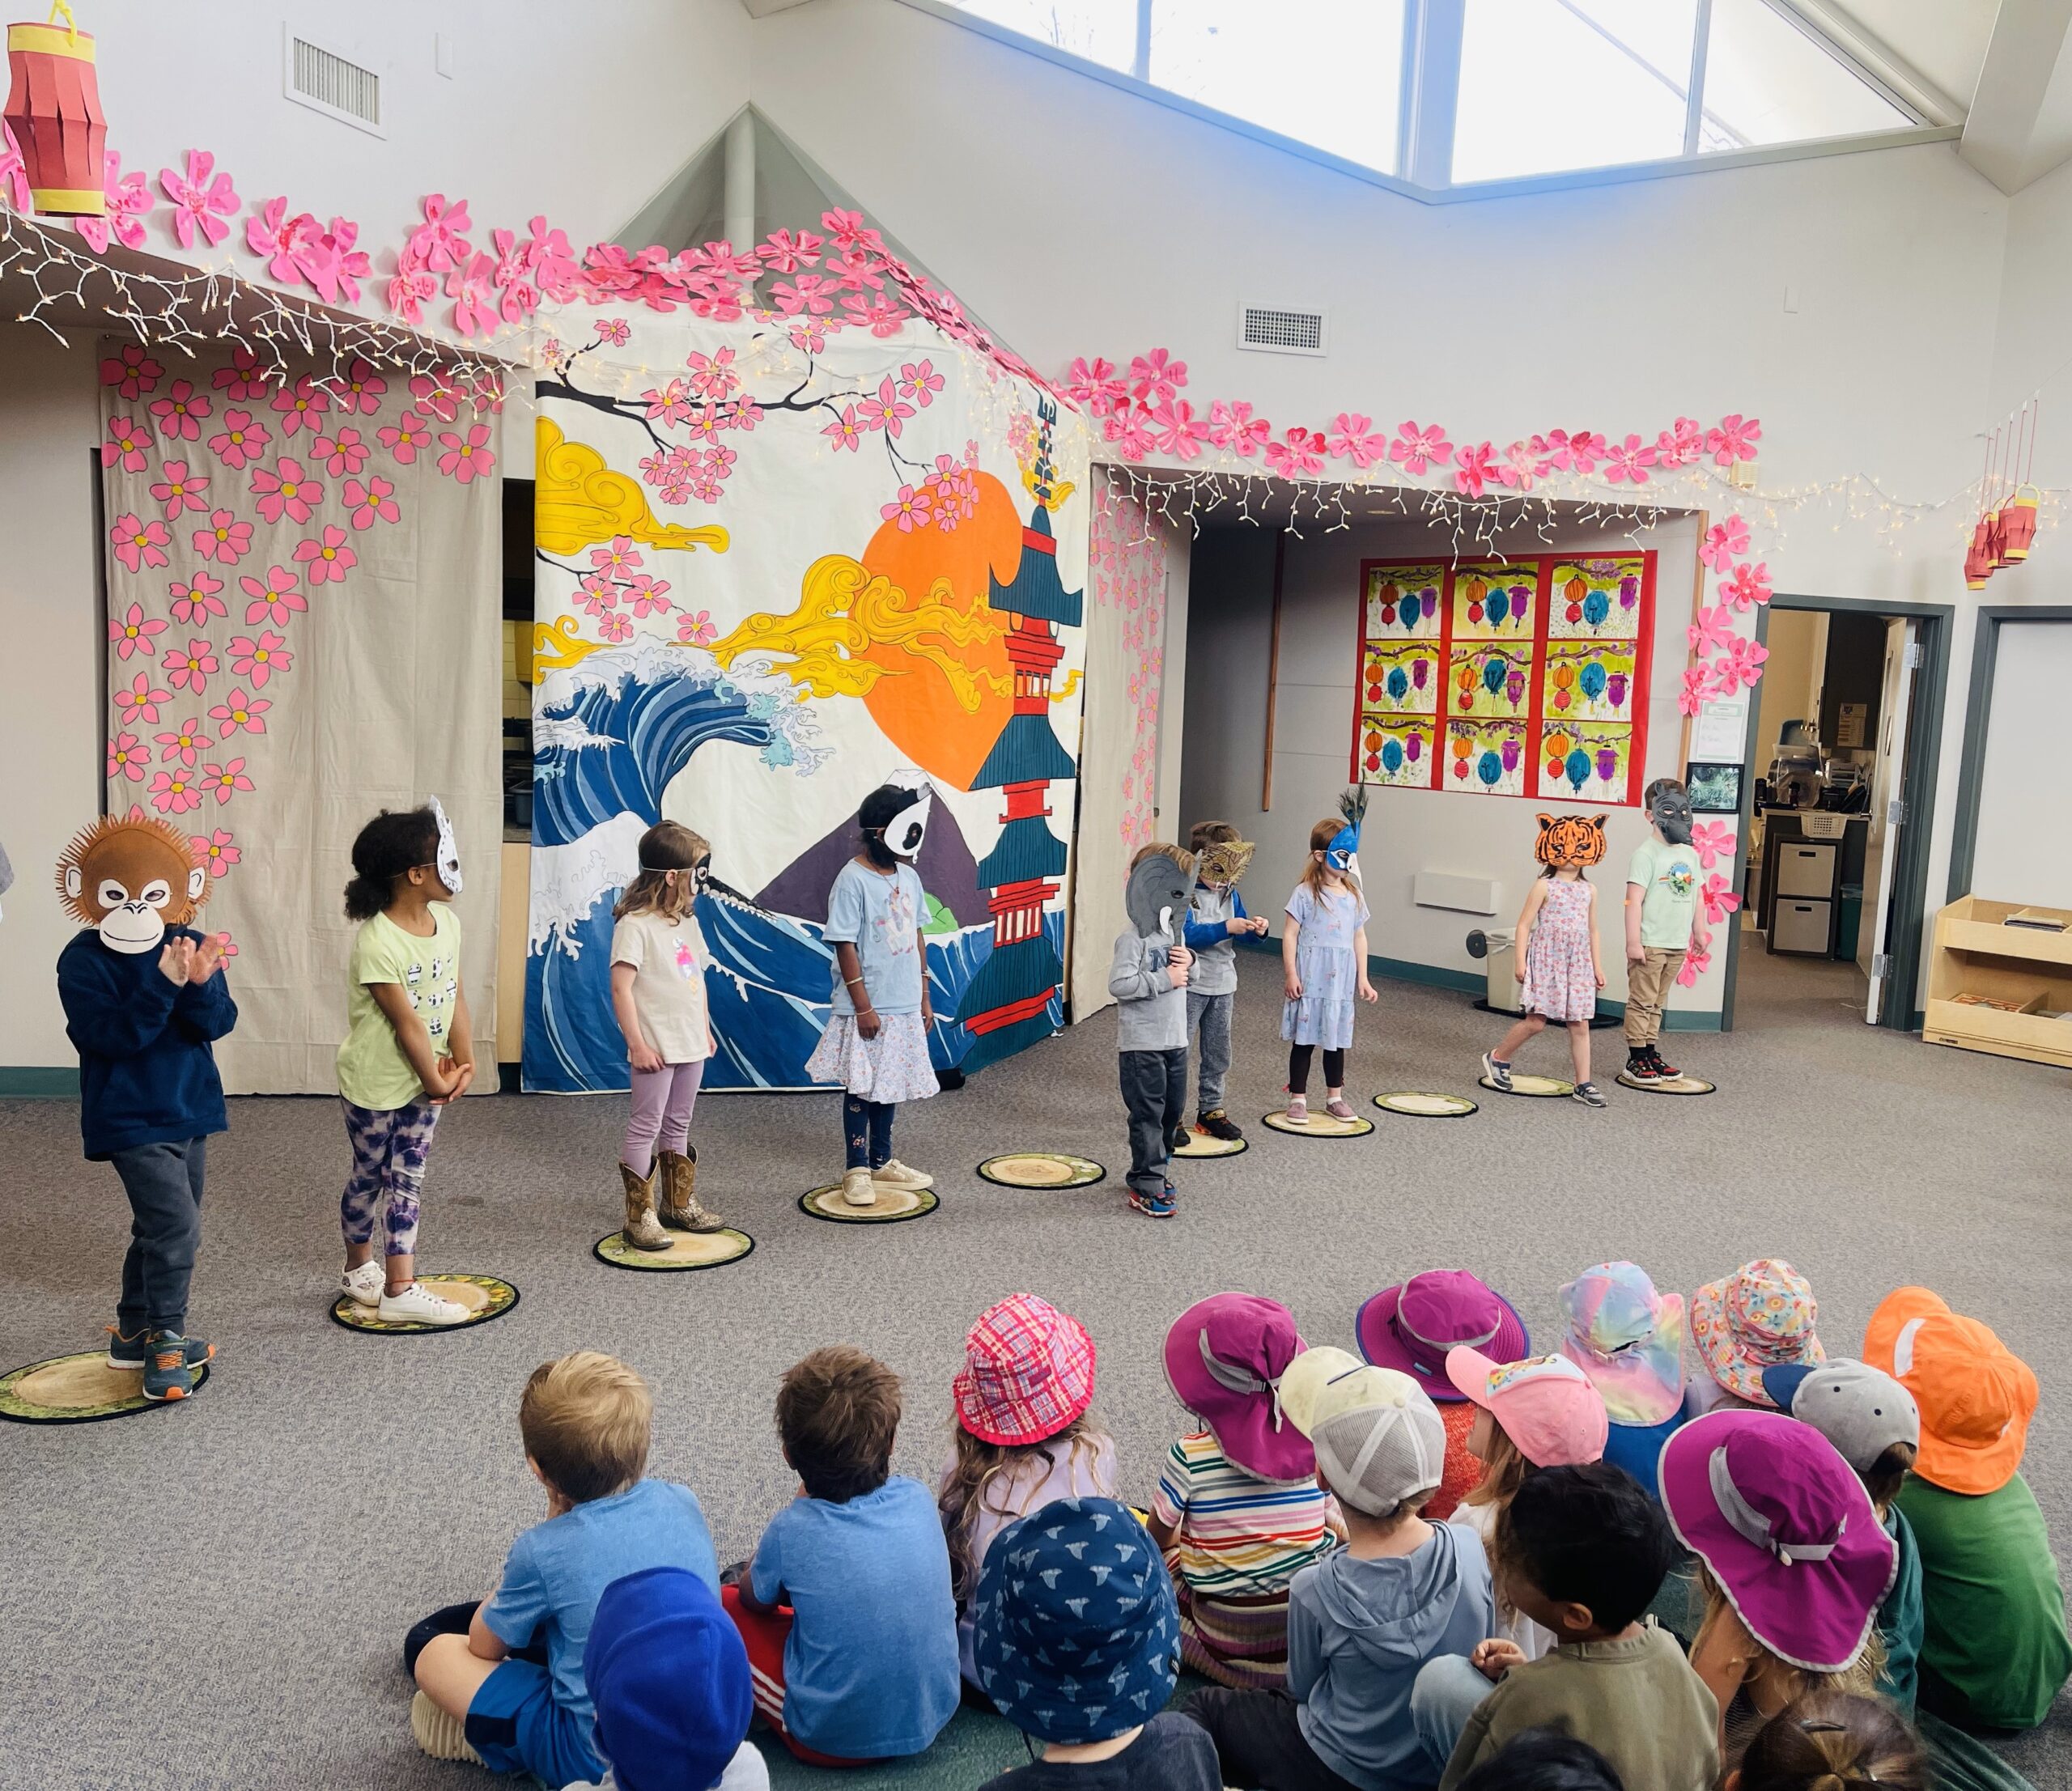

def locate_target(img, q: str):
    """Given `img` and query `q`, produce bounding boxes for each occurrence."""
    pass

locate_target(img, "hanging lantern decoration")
[1509,585,1532,629]
[1386,666,1408,701]
[1964,518,1993,592]
[1501,736,1521,774]
[2003,484,2039,562]
[4,3,105,217]
[1607,671,1628,708]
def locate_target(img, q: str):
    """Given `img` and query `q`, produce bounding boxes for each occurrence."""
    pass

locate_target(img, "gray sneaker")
[1481,1052,1513,1093]
[1571,1081,1607,1107]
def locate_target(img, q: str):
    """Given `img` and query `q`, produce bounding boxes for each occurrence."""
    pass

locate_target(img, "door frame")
[1945,605,2072,904]
[1739,593,1952,1031]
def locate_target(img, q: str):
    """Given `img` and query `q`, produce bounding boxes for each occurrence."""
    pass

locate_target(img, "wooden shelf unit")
[1924,896,2072,1070]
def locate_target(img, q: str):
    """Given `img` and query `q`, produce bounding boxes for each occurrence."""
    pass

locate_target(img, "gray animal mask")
[1652,788,1695,847]
[1127,849,1194,941]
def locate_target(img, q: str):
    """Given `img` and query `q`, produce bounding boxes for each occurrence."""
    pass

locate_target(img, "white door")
[1863,621,1917,1025]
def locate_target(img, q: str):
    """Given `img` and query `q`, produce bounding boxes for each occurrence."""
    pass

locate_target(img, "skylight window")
[1698,0,1911,151]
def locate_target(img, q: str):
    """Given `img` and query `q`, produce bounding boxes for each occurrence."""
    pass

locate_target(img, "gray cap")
[1763,1357,1920,1474]
[1284,1349,1447,1517]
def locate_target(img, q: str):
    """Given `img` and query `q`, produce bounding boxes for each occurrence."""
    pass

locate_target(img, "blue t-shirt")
[749,1476,960,1757]
[824,860,928,1017]
[482,1479,720,1733]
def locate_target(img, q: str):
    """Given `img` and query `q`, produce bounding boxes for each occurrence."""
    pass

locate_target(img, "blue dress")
[1281,882,1369,1050]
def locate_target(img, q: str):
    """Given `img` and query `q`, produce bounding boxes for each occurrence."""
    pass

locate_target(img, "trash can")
[1836,882,1862,961]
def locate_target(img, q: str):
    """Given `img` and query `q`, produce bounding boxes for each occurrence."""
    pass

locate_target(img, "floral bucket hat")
[1690,1258,1824,1407]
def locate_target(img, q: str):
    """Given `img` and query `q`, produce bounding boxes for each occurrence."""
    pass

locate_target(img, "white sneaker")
[377,1281,470,1325]
[840,1166,879,1208]
[872,1158,934,1193]
[339,1261,385,1309]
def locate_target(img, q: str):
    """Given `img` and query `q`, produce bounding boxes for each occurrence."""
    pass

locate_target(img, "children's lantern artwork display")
[3,3,105,217]
[1354,554,1654,804]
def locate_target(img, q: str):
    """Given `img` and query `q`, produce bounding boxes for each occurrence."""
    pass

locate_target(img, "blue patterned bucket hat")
[971,1496,1178,1745]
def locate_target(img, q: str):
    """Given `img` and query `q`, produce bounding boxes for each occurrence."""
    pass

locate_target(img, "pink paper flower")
[208,690,270,738]
[249,457,321,525]
[1698,515,1750,570]
[624,574,673,618]
[115,670,171,726]
[595,317,631,346]
[240,565,307,627]
[446,252,499,337]
[111,514,172,574]
[100,343,163,401]
[859,379,915,438]
[156,719,206,768]
[74,151,153,254]
[210,347,274,405]
[1714,635,1769,691]
[108,731,149,782]
[1687,603,1737,657]
[1497,440,1537,491]
[1454,440,1495,496]
[310,427,369,477]
[771,274,837,316]
[191,828,240,874]
[1700,872,1742,926]
[207,410,272,471]
[597,612,633,643]
[149,460,210,520]
[1654,416,1705,468]
[1327,413,1389,469]
[1127,349,1187,405]
[409,193,474,273]
[342,474,400,529]
[1677,663,1716,717]
[846,294,908,337]
[822,406,864,452]
[1064,356,1128,418]
[1675,942,1713,988]
[1106,406,1157,461]
[758,227,825,274]
[191,511,253,566]
[200,757,254,804]
[270,375,331,437]
[102,416,152,472]
[379,410,434,465]
[1723,561,1773,611]
[820,208,884,254]
[163,638,219,694]
[159,150,240,250]
[1389,420,1453,475]
[1151,398,1208,460]
[1604,433,1656,484]
[1264,427,1326,480]
[148,380,212,443]
[228,630,291,687]
[387,244,439,325]
[0,117,32,210]
[169,571,227,625]
[1530,429,1573,475]
[338,355,388,417]
[292,527,357,586]
[881,484,932,532]
[1707,414,1761,466]
[1209,400,1270,458]
[148,767,205,815]
[1690,819,1737,870]
[677,610,717,647]
[436,424,495,483]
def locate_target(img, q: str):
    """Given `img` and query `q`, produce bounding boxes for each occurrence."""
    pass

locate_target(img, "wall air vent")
[1238,303,1327,357]
[283,28,384,137]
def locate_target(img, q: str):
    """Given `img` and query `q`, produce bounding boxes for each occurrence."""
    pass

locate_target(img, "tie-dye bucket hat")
[1556,1262,1687,1428]
[1690,1258,1824,1407]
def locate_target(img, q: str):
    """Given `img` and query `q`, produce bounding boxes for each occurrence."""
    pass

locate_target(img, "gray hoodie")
[1109,929,1187,1051]
[1288,1522,1494,1790]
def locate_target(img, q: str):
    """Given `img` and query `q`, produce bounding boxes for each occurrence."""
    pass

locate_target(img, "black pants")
[843,1093,895,1170]
[1119,1046,1187,1197]
[1287,1045,1346,1095]
[1187,1688,1364,1791]
[110,1135,206,1337]
[403,1601,549,1676]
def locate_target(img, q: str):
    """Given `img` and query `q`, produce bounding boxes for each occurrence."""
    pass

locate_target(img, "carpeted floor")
[2,948,2067,1791]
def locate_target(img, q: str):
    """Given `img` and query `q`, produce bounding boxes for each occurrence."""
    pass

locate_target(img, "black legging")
[1288,1044,1345,1094]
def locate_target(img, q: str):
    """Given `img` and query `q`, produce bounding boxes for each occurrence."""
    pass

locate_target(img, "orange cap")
[1863,1288,2036,1496]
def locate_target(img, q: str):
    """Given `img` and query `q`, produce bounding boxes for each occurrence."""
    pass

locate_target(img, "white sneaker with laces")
[377,1281,471,1325]
[872,1158,934,1193]
[840,1166,879,1207]
[340,1261,385,1309]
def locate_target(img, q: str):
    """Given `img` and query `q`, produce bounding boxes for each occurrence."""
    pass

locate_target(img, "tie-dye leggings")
[340,1098,442,1257]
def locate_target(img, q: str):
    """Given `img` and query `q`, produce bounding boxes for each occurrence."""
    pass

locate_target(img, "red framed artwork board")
[1350,553,1657,806]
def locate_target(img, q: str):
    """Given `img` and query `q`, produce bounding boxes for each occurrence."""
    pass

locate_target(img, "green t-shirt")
[1898,1471,2072,1730]
[337,905,462,1110]
[1628,837,1700,949]
[1878,1505,1924,1717]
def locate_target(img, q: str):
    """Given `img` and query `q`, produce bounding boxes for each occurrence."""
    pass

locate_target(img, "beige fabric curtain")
[98,347,503,1092]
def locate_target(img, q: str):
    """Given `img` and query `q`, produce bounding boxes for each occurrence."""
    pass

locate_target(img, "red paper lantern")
[5,6,105,218]
[2002,486,2039,562]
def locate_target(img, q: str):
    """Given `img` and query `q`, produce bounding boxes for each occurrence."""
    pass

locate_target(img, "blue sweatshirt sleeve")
[174,968,238,1043]
[1182,912,1226,951]
[1233,891,1249,919]
[58,941,180,1060]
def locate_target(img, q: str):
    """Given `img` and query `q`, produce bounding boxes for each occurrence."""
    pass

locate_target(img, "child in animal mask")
[1623,780,1708,1083]
[336,803,475,1326]
[1280,794,1377,1124]
[1482,815,1608,1107]
[1110,845,1195,1219]
[806,782,940,1208]
[1181,821,1267,1145]
[55,810,237,1400]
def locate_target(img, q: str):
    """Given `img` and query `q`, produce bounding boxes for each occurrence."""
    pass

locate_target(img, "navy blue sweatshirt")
[57,925,236,1160]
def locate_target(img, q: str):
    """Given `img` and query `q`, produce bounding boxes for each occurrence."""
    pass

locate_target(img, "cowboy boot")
[658,1145,726,1233]
[619,1161,671,1251]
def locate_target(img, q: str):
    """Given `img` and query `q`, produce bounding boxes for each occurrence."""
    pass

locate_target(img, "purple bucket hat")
[1355,1271,1529,1403]
[1164,1293,1315,1483]
[1659,1409,1896,1674]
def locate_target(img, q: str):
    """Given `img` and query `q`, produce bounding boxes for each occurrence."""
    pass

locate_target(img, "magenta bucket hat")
[1659,1409,1896,1674]
[1356,1270,1529,1403]
[1163,1293,1314,1483]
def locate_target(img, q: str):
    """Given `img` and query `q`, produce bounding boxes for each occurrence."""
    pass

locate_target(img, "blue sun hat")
[971,1496,1178,1745]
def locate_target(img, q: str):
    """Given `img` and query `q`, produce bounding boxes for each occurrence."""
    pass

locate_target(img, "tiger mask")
[1535,813,1608,871]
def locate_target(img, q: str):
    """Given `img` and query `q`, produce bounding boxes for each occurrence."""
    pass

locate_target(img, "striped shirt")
[1151,1431,1337,1597]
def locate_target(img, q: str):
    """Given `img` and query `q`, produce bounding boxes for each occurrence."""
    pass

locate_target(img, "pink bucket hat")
[1357,1271,1529,1402]
[1446,1349,1608,1467]
[953,1294,1096,1448]
[1690,1259,1824,1406]
[1660,1409,1896,1674]
[1163,1293,1314,1484]
[1557,1262,1687,1427]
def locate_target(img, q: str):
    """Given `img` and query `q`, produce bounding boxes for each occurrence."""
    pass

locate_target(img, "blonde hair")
[939,1411,1111,1603]
[1129,841,1192,875]
[1696,1566,1884,1714]
[614,821,708,922]
[1739,1691,1926,1791]
[1467,1424,1539,1620]
[520,1352,653,1504]
[1301,818,1361,902]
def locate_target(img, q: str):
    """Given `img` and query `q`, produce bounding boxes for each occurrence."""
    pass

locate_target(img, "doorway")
[1731,595,1950,1032]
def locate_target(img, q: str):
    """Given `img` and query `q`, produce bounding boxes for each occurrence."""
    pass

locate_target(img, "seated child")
[584,1565,768,1791]
[974,1496,1221,1791]
[1187,1347,1493,1791]
[408,1352,723,1788]
[1555,1261,1688,1493]
[1659,1410,1896,1771]
[1732,1691,1926,1791]
[940,1294,1114,1684]
[727,1345,961,1763]
[1686,1259,1824,1420]
[1416,1462,1717,1791]
[1443,1349,1608,1662]
[1761,1357,1924,1716]
[1150,1294,1339,1689]
[1454,1732,1625,1791]
[1864,1287,2072,1731]
[1358,1269,1531,1519]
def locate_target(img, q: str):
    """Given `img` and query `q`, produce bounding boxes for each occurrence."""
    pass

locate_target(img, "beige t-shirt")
[610,908,712,1063]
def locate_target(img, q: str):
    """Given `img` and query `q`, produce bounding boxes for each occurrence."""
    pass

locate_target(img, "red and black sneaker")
[1647,1044,1681,1080]
[1624,1049,1660,1083]
[1197,1109,1245,1142]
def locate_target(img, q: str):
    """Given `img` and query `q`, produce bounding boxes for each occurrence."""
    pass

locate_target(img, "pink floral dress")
[1521,876,1599,1022]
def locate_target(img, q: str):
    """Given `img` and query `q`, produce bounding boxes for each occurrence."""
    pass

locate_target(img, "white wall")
[1972,620,2072,908]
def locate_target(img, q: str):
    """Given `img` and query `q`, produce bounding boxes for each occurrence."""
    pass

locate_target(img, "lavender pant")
[341,1099,441,1258]
[625,1060,703,1175]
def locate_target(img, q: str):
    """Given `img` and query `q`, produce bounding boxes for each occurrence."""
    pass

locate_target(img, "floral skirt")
[805,1011,940,1105]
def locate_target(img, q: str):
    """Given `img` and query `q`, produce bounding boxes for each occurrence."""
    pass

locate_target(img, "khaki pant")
[1624,946,1686,1046]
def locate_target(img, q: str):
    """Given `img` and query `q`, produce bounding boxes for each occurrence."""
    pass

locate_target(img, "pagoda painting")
[953,399,1081,1073]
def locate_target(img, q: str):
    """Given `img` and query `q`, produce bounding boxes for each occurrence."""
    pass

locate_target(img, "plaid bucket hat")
[1690,1259,1824,1406]
[953,1294,1097,1447]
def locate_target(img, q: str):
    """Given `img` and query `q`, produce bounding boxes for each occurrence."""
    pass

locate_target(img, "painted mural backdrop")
[524,301,1090,1093]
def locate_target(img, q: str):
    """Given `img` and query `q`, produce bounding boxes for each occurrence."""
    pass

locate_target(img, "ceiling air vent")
[283,28,384,137]
[1238,303,1327,357]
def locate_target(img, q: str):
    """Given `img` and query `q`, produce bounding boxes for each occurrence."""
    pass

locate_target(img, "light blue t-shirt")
[824,860,928,1017]
[482,1479,720,1733]
[749,1476,960,1757]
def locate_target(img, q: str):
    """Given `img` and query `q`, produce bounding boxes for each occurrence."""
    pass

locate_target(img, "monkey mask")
[1195,838,1255,892]
[1127,847,1194,943]
[1534,813,1609,871]
[1649,787,1695,847]
[57,811,210,954]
